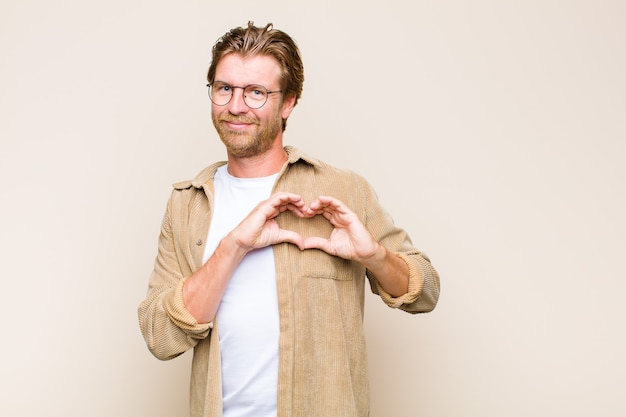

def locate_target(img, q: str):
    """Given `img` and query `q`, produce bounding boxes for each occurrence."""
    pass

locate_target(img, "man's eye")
[247,87,266,98]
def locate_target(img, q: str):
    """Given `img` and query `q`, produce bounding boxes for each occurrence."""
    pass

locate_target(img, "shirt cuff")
[374,252,425,308]
[163,277,213,334]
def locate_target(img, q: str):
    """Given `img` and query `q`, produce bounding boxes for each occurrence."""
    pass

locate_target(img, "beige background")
[1,1,624,416]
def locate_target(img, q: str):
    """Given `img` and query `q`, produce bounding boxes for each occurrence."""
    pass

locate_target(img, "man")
[138,22,440,417]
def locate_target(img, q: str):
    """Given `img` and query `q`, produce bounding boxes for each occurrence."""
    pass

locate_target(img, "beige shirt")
[138,147,440,417]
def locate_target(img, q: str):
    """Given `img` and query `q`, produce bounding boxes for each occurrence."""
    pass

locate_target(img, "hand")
[230,192,307,252]
[302,195,379,262]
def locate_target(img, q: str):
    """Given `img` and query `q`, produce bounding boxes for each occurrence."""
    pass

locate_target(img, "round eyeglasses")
[207,82,283,109]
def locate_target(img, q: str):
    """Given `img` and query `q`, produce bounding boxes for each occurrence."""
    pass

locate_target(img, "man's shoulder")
[285,146,362,179]
[171,161,227,190]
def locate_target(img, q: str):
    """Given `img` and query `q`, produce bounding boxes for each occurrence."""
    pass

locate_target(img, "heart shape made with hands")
[270,194,378,261]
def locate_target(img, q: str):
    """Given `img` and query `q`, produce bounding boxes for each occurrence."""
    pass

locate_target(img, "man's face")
[211,53,294,158]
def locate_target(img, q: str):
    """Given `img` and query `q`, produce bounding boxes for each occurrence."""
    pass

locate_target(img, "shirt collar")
[179,146,320,190]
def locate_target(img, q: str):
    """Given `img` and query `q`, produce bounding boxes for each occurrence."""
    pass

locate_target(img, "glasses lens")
[242,85,268,109]
[209,83,232,106]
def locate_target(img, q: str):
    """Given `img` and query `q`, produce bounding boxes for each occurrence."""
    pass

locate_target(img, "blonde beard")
[212,113,283,159]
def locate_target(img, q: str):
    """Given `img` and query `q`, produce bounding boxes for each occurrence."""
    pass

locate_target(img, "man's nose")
[228,87,249,113]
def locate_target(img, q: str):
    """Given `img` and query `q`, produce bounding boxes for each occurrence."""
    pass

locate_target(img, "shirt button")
[196,239,203,246]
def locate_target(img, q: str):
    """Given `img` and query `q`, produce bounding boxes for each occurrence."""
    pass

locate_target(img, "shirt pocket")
[299,249,355,281]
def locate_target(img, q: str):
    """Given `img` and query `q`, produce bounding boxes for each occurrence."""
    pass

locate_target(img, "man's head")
[207,22,304,132]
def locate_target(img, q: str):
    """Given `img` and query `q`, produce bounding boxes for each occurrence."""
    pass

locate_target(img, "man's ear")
[280,94,297,119]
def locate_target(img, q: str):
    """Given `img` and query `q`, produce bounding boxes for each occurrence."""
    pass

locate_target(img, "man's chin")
[222,137,265,158]
[216,121,279,159]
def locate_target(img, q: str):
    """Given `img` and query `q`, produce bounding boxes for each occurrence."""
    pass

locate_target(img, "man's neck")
[226,143,288,178]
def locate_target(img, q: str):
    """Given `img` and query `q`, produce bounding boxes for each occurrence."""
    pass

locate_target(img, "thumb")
[302,236,331,253]
[277,229,306,250]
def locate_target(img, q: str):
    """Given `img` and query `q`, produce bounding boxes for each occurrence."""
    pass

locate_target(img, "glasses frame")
[207,82,283,109]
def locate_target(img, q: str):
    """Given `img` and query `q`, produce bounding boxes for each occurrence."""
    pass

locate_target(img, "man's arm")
[358,243,409,297]
[183,192,308,324]
[139,191,309,359]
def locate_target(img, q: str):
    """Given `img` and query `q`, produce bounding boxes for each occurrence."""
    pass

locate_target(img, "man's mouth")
[220,116,258,131]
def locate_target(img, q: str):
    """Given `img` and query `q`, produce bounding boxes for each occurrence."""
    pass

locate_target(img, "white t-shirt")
[202,165,279,417]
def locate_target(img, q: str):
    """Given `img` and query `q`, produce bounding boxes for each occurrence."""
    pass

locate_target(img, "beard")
[212,110,283,159]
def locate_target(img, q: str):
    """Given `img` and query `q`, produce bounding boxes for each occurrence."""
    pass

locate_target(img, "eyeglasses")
[207,82,283,109]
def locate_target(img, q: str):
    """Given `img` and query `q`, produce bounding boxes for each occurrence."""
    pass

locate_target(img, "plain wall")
[1,1,624,416]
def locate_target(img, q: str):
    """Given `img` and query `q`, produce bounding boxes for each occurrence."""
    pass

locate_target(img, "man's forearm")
[182,233,248,324]
[360,244,409,297]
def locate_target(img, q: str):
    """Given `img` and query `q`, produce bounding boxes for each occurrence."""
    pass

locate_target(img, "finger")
[270,192,305,207]
[302,236,332,253]
[274,200,309,218]
[308,195,349,213]
[284,203,307,217]
[277,229,306,250]
[263,193,306,217]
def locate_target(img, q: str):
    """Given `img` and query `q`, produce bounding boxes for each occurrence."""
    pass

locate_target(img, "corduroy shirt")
[138,146,440,417]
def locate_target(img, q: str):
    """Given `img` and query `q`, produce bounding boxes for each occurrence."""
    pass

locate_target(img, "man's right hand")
[229,191,308,252]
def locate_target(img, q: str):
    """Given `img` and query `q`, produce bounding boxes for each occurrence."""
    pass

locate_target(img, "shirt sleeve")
[357,174,441,313]
[368,250,440,313]
[137,191,212,361]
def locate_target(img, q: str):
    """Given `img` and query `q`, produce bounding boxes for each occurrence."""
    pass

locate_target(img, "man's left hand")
[302,195,379,263]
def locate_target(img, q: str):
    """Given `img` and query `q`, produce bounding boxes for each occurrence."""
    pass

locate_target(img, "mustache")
[217,114,259,125]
